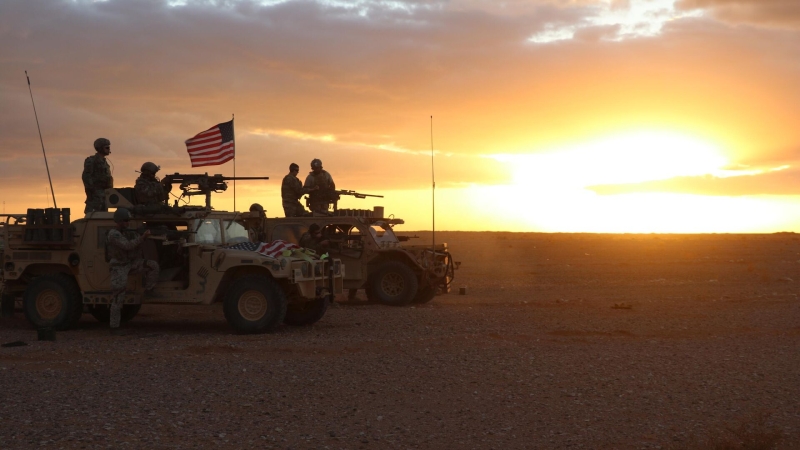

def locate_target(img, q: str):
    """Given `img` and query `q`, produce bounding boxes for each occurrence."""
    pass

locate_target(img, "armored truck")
[0,202,343,334]
[263,208,457,306]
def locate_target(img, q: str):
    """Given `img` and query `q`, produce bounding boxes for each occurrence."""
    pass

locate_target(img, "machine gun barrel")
[161,173,270,209]
[334,189,383,199]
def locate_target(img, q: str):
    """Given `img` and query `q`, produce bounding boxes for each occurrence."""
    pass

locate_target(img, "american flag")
[227,240,301,259]
[185,120,235,167]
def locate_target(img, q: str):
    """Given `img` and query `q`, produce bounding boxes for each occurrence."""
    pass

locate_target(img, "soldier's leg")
[129,259,160,291]
[283,203,294,217]
[109,264,131,329]
[142,260,160,291]
[293,201,307,217]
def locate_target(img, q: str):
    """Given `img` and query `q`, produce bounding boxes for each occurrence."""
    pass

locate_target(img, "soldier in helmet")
[81,138,114,213]
[281,163,310,217]
[303,159,336,214]
[134,162,170,206]
[106,208,160,335]
[248,203,267,242]
[299,223,330,255]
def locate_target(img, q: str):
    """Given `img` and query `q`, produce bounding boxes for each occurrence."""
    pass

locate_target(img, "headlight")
[280,258,287,269]
[334,260,341,275]
[301,262,311,277]
[314,263,323,277]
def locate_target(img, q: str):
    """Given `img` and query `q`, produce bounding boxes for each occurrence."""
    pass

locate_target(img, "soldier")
[303,158,336,214]
[107,208,159,335]
[82,138,114,213]
[248,203,267,242]
[134,162,170,206]
[281,163,310,217]
[299,223,330,255]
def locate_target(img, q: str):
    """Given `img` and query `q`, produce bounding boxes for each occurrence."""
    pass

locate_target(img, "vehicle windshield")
[224,220,250,244]
[194,219,250,245]
[195,219,222,244]
[369,223,399,244]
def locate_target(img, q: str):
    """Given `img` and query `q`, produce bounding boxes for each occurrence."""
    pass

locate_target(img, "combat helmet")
[93,138,110,151]
[311,159,323,170]
[249,203,264,213]
[141,162,160,174]
[113,208,132,224]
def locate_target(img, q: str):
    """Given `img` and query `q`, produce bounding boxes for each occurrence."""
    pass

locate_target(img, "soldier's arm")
[293,178,308,197]
[328,173,336,190]
[81,158,94,188]
[108,230,145,251]
[303,174,315,190]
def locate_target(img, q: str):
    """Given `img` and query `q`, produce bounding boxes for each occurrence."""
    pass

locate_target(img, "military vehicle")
[0,174,344,334]
[263,205,457,306]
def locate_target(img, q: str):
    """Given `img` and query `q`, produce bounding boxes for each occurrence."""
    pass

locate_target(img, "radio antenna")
[26,71,57,209]
[430,115,435,259]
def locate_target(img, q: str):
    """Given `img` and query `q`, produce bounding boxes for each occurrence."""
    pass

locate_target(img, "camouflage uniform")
[281,173,307,217]
[134,175,167,205]
[299,231,328,255]
[82,153,113,213]
[303,170,336,214]
[107,228,159,328]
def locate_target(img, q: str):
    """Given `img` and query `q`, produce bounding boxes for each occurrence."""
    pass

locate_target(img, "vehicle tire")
[88,304,141,324]
[413,285,437,304]
[223,275,287,334]
[367,261,418,306]
[23,273,83,330]
[284,298,328,326]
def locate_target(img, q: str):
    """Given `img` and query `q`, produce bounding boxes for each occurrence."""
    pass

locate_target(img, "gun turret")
[161,173,270,209]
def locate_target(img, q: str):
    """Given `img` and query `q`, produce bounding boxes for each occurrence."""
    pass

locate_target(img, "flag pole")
[232,113,236,212]
[430,115,435,261]
[26,71,57,209]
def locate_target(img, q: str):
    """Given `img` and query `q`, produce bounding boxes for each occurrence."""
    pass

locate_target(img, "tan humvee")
[264,208,457,306]
[0,199,343,334]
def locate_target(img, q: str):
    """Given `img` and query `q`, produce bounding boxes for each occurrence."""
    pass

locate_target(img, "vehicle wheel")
[223,276,287,334]
[284,298,328,326]
[23,273,83,330]
[413,285,437,304]
[367,261,418,306]
[88,304,141,324]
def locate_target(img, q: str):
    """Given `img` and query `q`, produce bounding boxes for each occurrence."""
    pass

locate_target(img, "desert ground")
[1,232,799,449]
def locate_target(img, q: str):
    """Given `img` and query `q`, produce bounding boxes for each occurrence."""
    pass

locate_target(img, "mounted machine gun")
[307,188,384,214]
[161,173,270,209]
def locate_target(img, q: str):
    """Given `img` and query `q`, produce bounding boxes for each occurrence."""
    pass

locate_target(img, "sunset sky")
[1,0,799,232]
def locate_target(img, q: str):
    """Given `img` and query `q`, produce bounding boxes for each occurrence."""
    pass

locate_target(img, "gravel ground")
[1,232,799,449]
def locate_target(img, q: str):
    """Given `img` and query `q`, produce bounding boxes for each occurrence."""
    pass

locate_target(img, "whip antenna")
[430,115,435,258]
[26,71,57,209]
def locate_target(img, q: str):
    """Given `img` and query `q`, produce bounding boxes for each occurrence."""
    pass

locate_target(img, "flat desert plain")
[1,232,800,449]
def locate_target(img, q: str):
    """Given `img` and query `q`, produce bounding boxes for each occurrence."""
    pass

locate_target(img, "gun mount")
[307,188,384,214]
[161,173,270,209]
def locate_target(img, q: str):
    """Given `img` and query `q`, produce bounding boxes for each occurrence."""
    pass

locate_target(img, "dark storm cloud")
[677,0,800,28]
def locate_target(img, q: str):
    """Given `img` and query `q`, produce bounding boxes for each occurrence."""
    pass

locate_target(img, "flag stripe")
[185,120,234,168]
[227,240,302,258]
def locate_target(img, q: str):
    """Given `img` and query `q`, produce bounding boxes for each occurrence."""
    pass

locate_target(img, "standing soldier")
[303,158,336,214]
[107,208,159,335]
[135,162,170,206]
[82,138,113,213]
[281,163,310,217]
